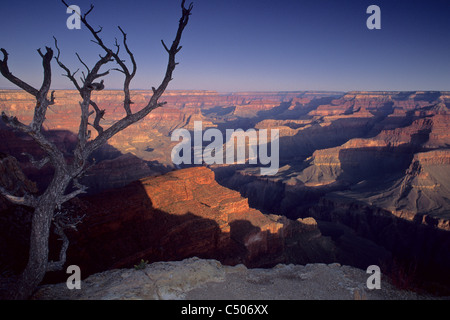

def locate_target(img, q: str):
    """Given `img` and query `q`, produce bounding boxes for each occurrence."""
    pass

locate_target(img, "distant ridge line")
[0,89,449,95]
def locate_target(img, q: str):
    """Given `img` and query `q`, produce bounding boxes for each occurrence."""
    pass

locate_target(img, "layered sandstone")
[56,167,334,281]
[369,149,450,225]
[293,116,436,187]
[224,91,449,222]
[1,89,450,295]
[0,90,342,165]
[210,91,450,293]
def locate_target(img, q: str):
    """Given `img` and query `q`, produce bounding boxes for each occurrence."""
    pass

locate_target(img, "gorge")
[0,89,449,295]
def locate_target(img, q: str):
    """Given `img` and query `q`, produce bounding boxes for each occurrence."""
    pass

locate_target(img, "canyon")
[0,89,449,295]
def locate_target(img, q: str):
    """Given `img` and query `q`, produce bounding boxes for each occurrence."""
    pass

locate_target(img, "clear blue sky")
[0,0,449,92]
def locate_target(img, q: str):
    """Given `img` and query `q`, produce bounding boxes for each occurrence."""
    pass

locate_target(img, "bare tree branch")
[1,44,56,137]
[46,229,69,272]
[117,26,137,115]
[61,2,140,118]
[89,100,105,135]
[71,50,113,166]
[59,0,193,158]
[58,188,86,206]
[1,0,193,299]
[84,0,193,156]
[47,210,85,272]
[54,37,82,91]
[161,40,170,53]
[84,52,113,86]
[21,152,50,170]
[75,52,90,74]
[83,3,94,20]
[0,48,39,97]
[1,112,67,169]
[57,177,88,207]
[0,185,36,207]
[49,90,56,105]
[113,37,120,55]
[55,31,113,167]
[32,47,54,132]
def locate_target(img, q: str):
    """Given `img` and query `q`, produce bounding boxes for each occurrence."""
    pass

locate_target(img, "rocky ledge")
[32,257,433,300]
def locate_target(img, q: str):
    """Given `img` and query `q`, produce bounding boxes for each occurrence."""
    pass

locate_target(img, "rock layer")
[54,167,334,283]
[1,89,450,295]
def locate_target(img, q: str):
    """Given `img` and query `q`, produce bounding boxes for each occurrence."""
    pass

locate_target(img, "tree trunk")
[10,172,71,300]
[11,202,54,299]
[0,0,193,300]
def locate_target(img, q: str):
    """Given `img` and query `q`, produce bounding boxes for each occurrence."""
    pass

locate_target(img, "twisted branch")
[21,152,50,170]
[0,185,36,207]
[47,209,85,272]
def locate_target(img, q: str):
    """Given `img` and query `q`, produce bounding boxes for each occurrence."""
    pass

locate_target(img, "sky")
[0,0,449,92]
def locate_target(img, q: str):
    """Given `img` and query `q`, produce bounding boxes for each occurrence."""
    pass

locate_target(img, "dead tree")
[0,0,193,299]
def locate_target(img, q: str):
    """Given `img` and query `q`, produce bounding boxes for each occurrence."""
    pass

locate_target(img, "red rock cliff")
[62,167,334,279]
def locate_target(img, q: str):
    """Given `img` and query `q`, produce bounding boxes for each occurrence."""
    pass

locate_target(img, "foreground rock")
[33,257,431,300]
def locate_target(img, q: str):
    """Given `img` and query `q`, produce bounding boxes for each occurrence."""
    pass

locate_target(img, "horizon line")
[1,88,449,94]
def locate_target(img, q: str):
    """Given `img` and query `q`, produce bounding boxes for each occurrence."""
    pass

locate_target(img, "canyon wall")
[54,167,335,282]
[1,89,450,294]
[213,90,450,293]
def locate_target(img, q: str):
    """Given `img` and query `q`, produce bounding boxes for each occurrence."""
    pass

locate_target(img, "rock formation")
[54,167,335,282]
[0,90,342,166]
[33,257,432,300]
[1,89,450,295]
